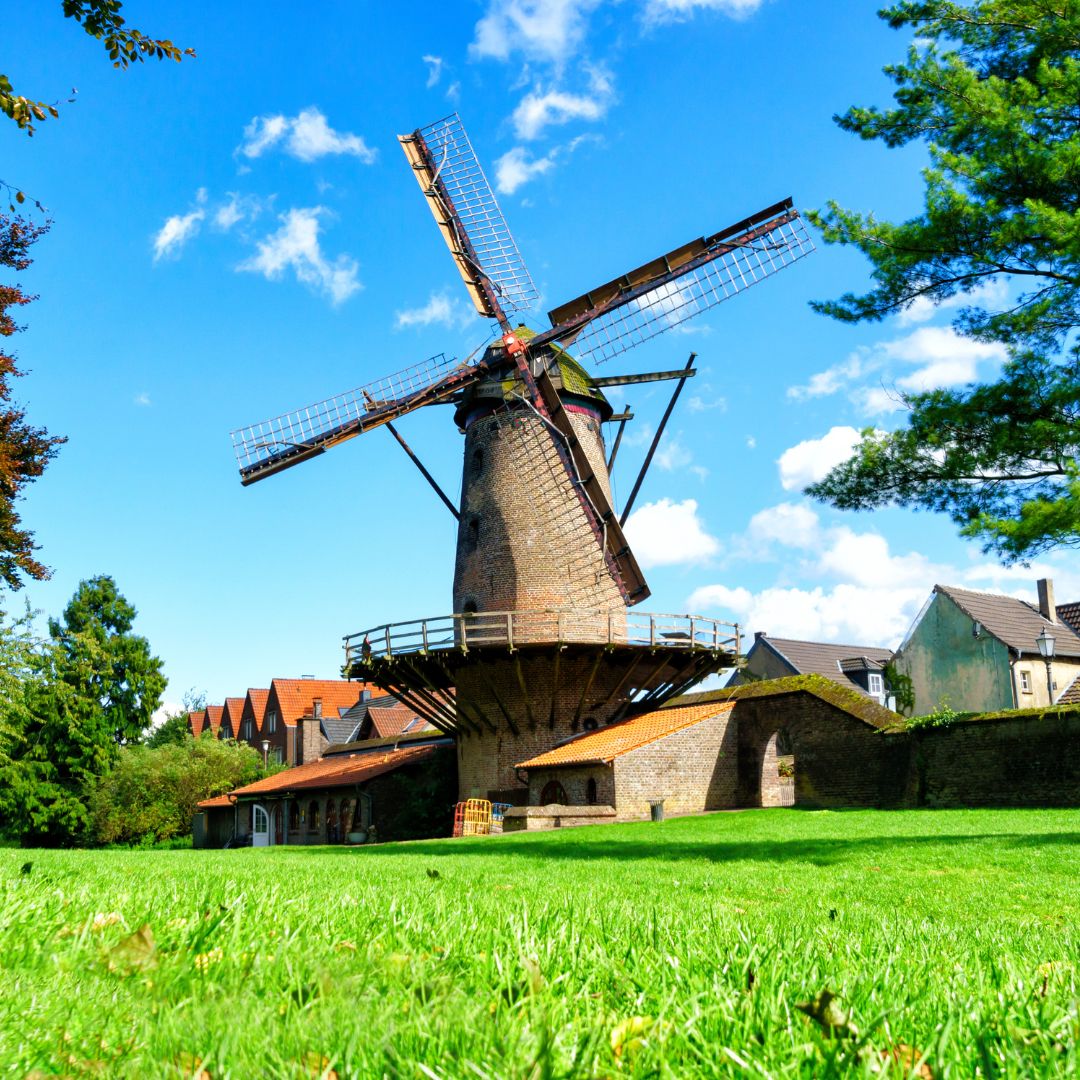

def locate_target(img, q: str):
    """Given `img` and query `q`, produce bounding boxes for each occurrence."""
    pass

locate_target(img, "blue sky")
[4,0,1077,712]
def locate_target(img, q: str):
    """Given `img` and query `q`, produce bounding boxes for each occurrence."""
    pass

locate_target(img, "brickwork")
[526,766,614,807]
[296,716,329,765]
[911,711,1080,807]
[453,401,625,624]
[612,707,739,819]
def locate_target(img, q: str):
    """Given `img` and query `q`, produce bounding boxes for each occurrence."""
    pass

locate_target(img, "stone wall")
[910,709,1080,807]
[613,707,738,819]
[525,764,615,808]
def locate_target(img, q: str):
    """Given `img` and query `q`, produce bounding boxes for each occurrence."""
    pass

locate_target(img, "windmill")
[232,113,814,802]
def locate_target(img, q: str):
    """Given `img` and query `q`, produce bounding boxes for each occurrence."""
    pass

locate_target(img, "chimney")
[754,631,767,641]
[1037,578,1057,623]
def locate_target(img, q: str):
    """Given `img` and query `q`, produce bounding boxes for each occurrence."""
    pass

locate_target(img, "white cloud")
[687,393,726,413]
[787,352,867,401]
[851,385,905,416]
[747,502,821,549]
[239,208,361,306]
[883,325,1006,392]
[394,291,467,330]
[644,0,764,24]
[897,277,1008,326]
[687,581,922,648]
[817,526,945,589]
[624,498,719,568]
[746,436,757,449]
[778,426,862,491]
[471,0,601,63]
[239,108,376,164]
[655,436,692,472]
[214,192,267,231]
[495,145,558,194]
[513,86,607,139]
[423,54,444,88]
[133,392,151,407]
[152,192,207,261]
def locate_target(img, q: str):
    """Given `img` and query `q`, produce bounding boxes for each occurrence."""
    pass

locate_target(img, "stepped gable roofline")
[755,634,893,678]
[934,584,1080,659]
[672,673,901,730]
[268,678,372,727]
[515,700,735,769]
[204,704,224,734]
[221,697,246,735]
[228,744,437,797]
[244,688,270,733]
[1057,601,1080,636]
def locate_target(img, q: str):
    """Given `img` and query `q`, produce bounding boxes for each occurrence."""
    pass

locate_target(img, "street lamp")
[1036,627,1056,703]
[261,739,270,768]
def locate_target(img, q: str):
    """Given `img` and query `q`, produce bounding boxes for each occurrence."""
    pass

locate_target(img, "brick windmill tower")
[232,114,813,803]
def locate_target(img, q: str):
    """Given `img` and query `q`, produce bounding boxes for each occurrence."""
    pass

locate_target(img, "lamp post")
[1036,627,1056,704]
[261,739,270,768]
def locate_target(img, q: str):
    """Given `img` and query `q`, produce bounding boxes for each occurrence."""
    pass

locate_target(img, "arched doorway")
[760,729,796,807]
[539,780,567,806]
[252,803,270,847]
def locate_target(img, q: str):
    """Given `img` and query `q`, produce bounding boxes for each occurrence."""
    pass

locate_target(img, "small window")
[273,747,283,764]
[868,673,884,696]
[1020,670,1032,693]
[465,517,480,554]
[471,447,484,477]
[289,801,300,832]
[586,778,597,805]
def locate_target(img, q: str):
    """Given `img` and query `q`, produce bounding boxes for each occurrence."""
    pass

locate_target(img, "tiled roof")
[368,701,424,739]
[1058,675,1080,706]
[221,697,246,737]
[204,705,224,735]
[197,794,234,809]
[516,701,735,769]
[229,745,437,796]
[324,727,450,756]
[761,636,893,679]
[936,585,1080,658]
[269,679,374,727]
[321,717,362,745]
[1057,602,1080,636]
[188,709,206,737]
[244,688,270,733]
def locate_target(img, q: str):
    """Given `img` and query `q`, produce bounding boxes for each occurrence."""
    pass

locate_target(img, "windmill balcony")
[344,610,740,665]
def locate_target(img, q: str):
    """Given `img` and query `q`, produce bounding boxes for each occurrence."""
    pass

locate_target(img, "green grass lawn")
[2,809,1078,1078]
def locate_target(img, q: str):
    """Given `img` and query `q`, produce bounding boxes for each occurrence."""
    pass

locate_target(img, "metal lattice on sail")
[543,203,815,366]
[413,114,539,316]
[232,353,481,485]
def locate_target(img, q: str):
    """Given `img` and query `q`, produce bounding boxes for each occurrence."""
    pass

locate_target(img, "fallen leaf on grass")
[173,1051,212,1079]
[334,940,357,952]
[611,1016,654,1059]
[300,1051,339,1079]
[90,912,123,932]
[795,989,858,1038]
[873,1044,932,1078]
[107,924,157,973]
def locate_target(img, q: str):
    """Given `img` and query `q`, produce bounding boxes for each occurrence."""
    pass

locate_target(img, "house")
[219,697,247,741]
[194,729,456,847]
[509,675,908,828]
[728,632,895,704]
[187,709,207,737]
[894,578,1080,715]
[296,690,429,765]
[204,704,224,738]
[238,688,270,746]
[262,678,376,765]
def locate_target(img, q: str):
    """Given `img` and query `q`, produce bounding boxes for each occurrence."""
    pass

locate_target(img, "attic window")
[868,673,884,697]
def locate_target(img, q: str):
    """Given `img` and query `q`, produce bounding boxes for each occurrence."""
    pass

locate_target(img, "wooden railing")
[344,610,739,665]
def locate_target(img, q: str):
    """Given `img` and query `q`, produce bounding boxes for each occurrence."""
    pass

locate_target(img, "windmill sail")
[232,353,483,485]
[400,114,538,322]
[536,199,814,365]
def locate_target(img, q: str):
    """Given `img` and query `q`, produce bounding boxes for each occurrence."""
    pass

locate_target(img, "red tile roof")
[229,745,437,796]
[188,709,207,737]
[269,679,373,727]
[244,688,270,733]
[197,794,235,809]
[221,697,246,738]
[204,704,224,735]
[516,701,735,769]
[369,701,424,739]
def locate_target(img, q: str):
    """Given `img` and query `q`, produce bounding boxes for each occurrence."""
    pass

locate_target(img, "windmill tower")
[232,114,814,803]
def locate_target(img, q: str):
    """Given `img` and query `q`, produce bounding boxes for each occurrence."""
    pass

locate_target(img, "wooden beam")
[593,369,698,388]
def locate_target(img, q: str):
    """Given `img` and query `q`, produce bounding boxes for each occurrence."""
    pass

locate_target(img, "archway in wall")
[760,728,796,808]
[539,780,568,806]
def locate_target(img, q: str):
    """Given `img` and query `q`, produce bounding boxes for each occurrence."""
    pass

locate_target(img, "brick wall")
[910,711,1080,807]
[296,716,328,766]
[527,765,614,807]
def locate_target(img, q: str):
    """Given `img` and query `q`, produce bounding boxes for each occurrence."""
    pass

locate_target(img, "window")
[1020,669,1032,693]
[868,673,884,697]
[273,747,283,764]
[243,719,252,739]
[313,699,322,719]
[471,447,484,477]
[465,516,480,554]
[289,801,300,832]
[539,780,567,806]
[586,778,597,805]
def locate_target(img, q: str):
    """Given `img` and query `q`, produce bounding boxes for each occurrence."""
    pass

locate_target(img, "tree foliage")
[0,217,66,589]
[808,0,1080,560]
[145,689,206,749]
[0,575,165,845]
[87,735,266,845]
[1,1,194,135]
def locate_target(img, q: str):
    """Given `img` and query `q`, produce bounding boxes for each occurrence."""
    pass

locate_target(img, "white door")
[252,803,270,847]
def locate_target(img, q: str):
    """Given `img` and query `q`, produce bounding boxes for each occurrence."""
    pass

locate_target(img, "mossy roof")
[670,673,902,731]
[903,701,1080,730]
